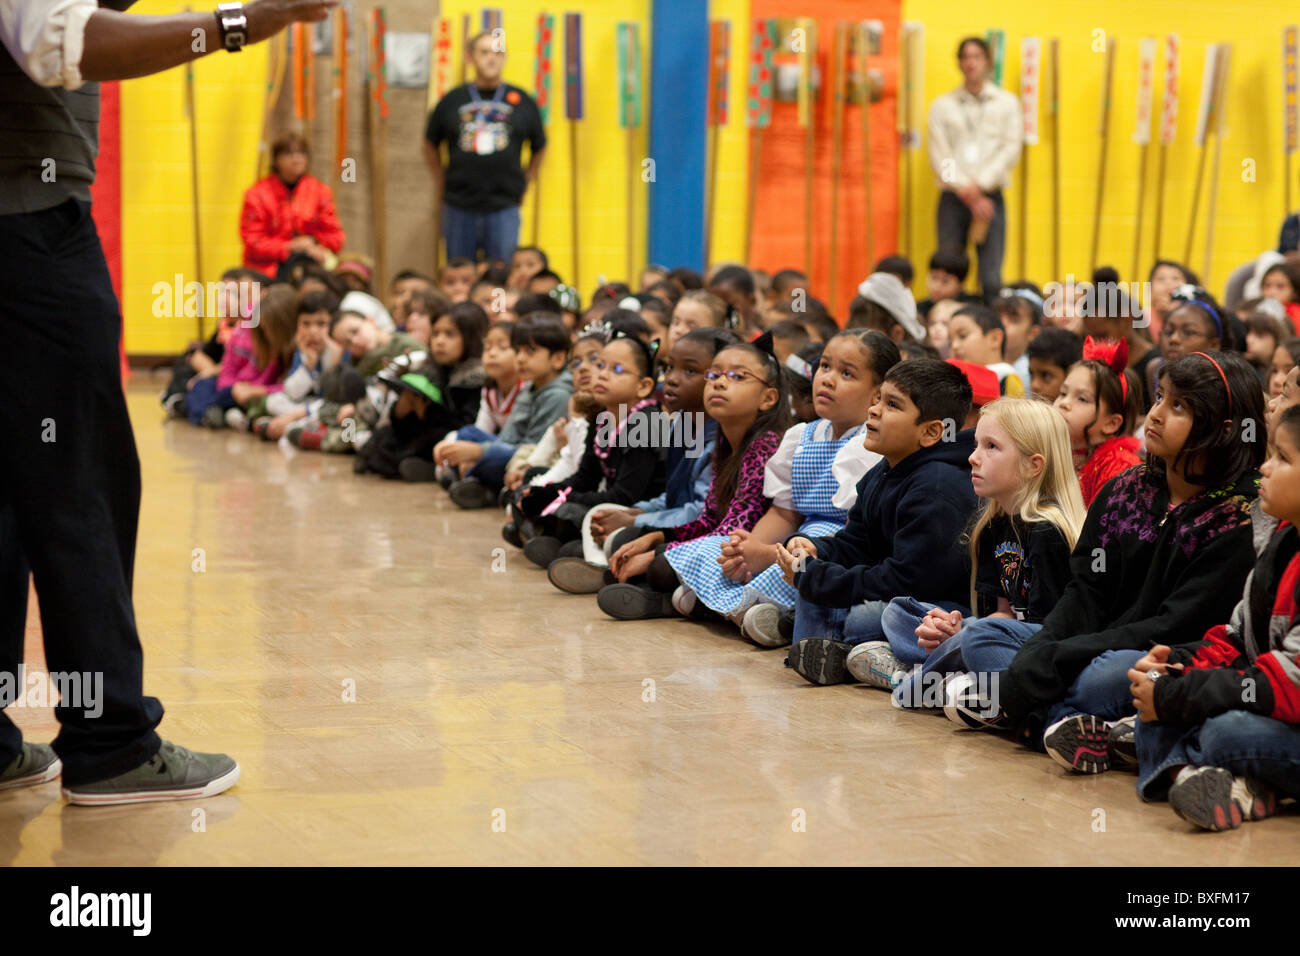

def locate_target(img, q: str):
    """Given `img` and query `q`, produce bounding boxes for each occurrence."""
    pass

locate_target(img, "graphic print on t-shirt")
[457,101,513,156]
[994,537,1028,618]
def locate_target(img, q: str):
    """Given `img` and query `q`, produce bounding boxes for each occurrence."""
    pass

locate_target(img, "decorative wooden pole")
[1153,34,1179,261]
[705,20,730,269]
[1202,46,1231,285]
[797,17,817,280]
[1131,38,1156,280]
[745,18,776,264]
[858,21,879,272]
[184,7,203,339]
[1185,43,1221,266]
[366,8,389,289]
[828,22,847,309]
[564,12,583,291]
[1018,36,1042,280]
[618,22,643,284]
[532,13,555,249]
[1091,36,1116,272]
[1284,27,1298,223]
[1048,36,1060,279]
[259,30,288,178]
[333,7,348,180]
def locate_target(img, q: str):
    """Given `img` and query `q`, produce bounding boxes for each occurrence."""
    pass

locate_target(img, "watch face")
[228,30,246,46]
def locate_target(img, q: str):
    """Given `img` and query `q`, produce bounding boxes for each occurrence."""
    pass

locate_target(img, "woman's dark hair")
[1149,351,1266,487]
[709,341,793,515]
[439,301,489,360]
[1070,359,1145,446]
[710,265,755,296]
[827,328,902,384]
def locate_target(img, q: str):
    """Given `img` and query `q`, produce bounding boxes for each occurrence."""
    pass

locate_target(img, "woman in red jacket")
[240,133,346,278]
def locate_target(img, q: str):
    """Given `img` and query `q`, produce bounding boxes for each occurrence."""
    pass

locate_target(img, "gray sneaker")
[741,603,793,647]
[62,740,240,807]
[0,743,62,792]
[845,641,908,690]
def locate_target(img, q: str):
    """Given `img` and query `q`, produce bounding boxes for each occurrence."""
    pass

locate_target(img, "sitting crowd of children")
[162,244,1300,835]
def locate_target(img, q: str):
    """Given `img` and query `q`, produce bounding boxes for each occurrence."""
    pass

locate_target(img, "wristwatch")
[215,2,248,53]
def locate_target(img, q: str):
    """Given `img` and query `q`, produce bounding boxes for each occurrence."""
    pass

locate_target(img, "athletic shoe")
[398,458,439,482]
[597,584,676,620]
[201,405,226,429]
[224,407,249,431]
[449,478,494,509]
[523,535,563,568]
[1043,714,1112,774]
[1108,715,1139,769]
[436,464,456,490]
[741,603,794,647]
[786,638,853,685]
[671,585,697,617]
[62,740,239,807]
[845,641,908,690]
[547,557,608,594]
[942,673,1009,730]
[163,393,185,418]
[293,422,327,450]
[0,743,62,792]
[1168,766,1277,832]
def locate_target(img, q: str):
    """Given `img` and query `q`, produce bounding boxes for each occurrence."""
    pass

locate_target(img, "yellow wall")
[900,0,1298,296]
[705,2,753,269]
[441,0,651,293]
[120,0,269,353]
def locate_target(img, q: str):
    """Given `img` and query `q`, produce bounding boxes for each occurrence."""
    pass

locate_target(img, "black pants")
[936,188,1006,302]
[0,199,163,785]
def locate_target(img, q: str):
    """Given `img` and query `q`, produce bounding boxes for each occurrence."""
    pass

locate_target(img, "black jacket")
[1001,465,1259,731]
[793,430,978,609]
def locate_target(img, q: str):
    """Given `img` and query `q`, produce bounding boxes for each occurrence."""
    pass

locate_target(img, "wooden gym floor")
[2,381,1296,866]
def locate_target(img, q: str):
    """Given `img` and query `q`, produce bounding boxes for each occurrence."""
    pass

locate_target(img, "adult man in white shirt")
[0,0,328,806]
[926,37,1022,303]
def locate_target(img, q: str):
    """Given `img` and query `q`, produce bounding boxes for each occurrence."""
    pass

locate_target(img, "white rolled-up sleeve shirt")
[927,82,1023,194]
[0,0,98,89]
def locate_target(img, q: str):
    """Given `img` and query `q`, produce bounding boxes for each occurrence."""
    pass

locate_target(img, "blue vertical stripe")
[648,0,708,270]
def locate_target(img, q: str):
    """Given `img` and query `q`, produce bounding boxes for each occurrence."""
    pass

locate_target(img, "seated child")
[916,249,981,319]
[661,330,898,639]
[194,283,298,430]
[847,272,926,346]
[402,288,453,347]
[947,304,1027,396]
[354,302,487,479]
[439,257,477,303]
[774,359,979,684]
[514,329,668,567]
[1128,404,1300,831]
[596,341,791,619]
[955,353,1263,770]
[257,289,344,440]
[665,290,729,354]
[434,312,573,507]
[994,283,1046,386]
[542,327,734,592]
[1025,327,1083,402]
[1053,337,1145,506]
[866,397,1082,700]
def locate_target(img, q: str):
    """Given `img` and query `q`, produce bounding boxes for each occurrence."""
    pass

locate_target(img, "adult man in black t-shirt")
[424,31,547,263]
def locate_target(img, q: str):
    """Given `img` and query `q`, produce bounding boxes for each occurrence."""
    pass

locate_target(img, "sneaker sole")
[547,557,608,594]
[62,763,241,807]
[1045,715,1111,774]
[0,756,62,792]
[1170,770,1277,832]
[788,640,850,685]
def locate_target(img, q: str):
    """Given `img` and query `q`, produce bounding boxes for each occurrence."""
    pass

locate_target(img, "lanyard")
[468,83,506,117]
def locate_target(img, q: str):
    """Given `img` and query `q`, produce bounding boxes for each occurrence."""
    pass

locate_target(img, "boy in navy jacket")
[775,359,979,684]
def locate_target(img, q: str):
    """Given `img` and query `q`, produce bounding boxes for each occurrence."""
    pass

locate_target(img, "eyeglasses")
[568,354,600,370]
[595,361,635,375]
[704,367,771,385]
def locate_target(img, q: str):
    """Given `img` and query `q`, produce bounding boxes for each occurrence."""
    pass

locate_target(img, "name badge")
[962,142,981,166]
[475,128,495,155]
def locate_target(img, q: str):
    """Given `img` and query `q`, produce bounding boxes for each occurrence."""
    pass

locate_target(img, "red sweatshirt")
[239,174,346,277]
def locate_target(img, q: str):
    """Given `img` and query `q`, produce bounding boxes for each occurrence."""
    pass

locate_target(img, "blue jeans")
[1137,709,1300,801]
[443,203,521,263]
[937,188,1006,300]
[1043,649,1145,728]
[881,596,976,709]
[792,594,889,646]
[456,424,516,488]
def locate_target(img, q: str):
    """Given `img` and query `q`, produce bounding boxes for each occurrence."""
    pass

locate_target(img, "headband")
[1081,335,1130,404]
[999,287,1046,313]
[1191,351,1233,416]
[334,260,372,282]
[1169,285,1225,341]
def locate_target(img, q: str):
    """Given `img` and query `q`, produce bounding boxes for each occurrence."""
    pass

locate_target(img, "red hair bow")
[1082,335,1129,403]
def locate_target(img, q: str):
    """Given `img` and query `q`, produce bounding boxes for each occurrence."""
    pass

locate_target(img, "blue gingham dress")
[666,420,864,614]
